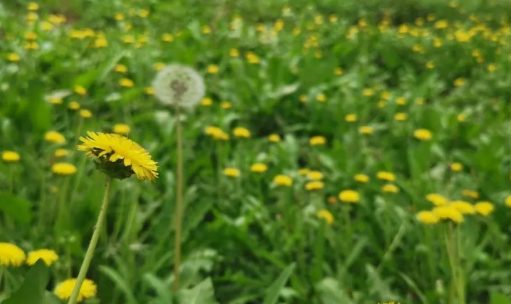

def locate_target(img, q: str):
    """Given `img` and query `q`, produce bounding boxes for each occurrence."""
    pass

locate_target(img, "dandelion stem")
[67,177,112,304]
[173,101,184,292]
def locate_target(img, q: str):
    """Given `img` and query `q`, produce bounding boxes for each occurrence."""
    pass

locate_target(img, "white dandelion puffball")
[152,64,205,108]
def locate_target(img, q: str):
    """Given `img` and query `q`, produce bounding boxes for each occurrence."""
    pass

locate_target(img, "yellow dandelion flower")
[27,249,59,266]
[309,136,326,146]
[450,200,476,214]
[416,211,439,224]
[273,175,293,187]
[396,97,407,105]
[426,193,449,206]
[48,97,63,105]
[450,162,463,172]
[207,64,219,74]
[268,134,281,143]
[298,168,309,176]
[299,95,307,103]
[113,124,130,135]
[229,48,239,57]
[114,13,124,21]
[24,31,37,40]
[377,171,395,182]
[221,101,231,109]
[457,114,466,122]
[474,201,494,216]
[2,150,20,163]
[79,109,92,118]
[317,209,334,224]
[461,189,479,199]
[201,97,213,106]
[345,114,357,122]
[454,78,465,87]
[74,85,87,96]
[145,87,154,95]
[432,205,463,223]
[362,88,374,97]
[78,132,158,181]
[52,163,77,176]
[250,163,268,173]
[413,129,432,141]
[68,101,80,110]
[223,167,240,177]
[233,127,251,138]
[154,62,165,71]
[161,33,174,42]
[306,181,324,191]
[115,64,128,73]
[382,183,399,193]
[0,243,26,267]
[54,149,68,158]
[316,93,327,102]
[334,67,343,76]
[7,53,20,62]
[45,131,66,144]
[54,278,97,302]
[359,126,373,135]
[394,113,408,121]
[119,78,134,87]
[338,190,360,203]
[307,170,323,181]
[354,174,369,183]
[28,2,39,10]
[487,64,497,73]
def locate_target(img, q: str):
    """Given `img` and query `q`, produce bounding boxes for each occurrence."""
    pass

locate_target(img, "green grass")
[2,0,511,303]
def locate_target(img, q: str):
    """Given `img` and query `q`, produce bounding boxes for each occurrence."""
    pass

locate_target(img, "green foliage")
[1,261,48,304]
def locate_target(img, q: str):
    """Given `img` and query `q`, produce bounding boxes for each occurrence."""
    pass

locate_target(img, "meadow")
[1,0,511,303]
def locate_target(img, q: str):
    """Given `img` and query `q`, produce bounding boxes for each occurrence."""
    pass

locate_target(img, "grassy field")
[2,0,511,303]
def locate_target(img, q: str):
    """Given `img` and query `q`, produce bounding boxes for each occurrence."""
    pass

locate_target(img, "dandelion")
[206,64,219,74]
[79,109,92,118]
[450,162,463,172]
[306,181,324,191]
[354,174,369,183]
[268,134,281,143]
[113,124,130,135]
[229,48,239,57]
[145,87,154,95]
[45,131,66,144]
[161,33,174,42]
[377,171,395,182]
[54,149,68,158]
[28,2,39,10]
[307,170,323,180]
[396,97,407,105]
[233,127,251,138]
[27,249,59,266]
[454,78,465,87]
[152,64,205,108]
[506,195,511,207]
[154,62,166,71]
[201,97,213,106]
[68,101,80,110]
[359,126,373,135]
[474,201,494,216]
[334,67,343,76]
[338,190,360,203]
[432,206,463,223]
[487,64,497,73]
[49,97,63,105]
[221,101,231,109]
[413,129,432,141]
[416,211,440,224]
[362,88,374,97]
[55,279,97,302]
[250,163,268,173]
[309,136,326,146]
[52,163,78,176]
[223,168,240,177]
[345,114,357,122]
[7,53,20,62]
[316,93,326,102]
[0,243,26,267]
[273,175,293,187]
[382,184,399,193]
[2,150,20,163]
[74,86,87,96]
[317,209,334,224]
[298,168,309,176]
[299,95,307,103]
[394,113,408,121]
[119,78,134,87]
[426,193,449,206]
[450,200,476,214]
[461,189,479,199]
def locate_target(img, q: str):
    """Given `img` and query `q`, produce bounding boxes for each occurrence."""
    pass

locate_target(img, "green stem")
[67,177,112,304]
[444,222,465,304]
[173,103,184,292]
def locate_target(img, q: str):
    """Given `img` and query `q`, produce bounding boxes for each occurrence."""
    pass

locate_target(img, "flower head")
[413,129,432,141]
[268,134,281,143]
[0,243,26,267]
[152,64,205,108]
[2,151,20,163]
[345,114,357,122]
[317,209,334,225]
[474,201,494,216]
[79,109,92,118]
[354,174,369,183]
[359,126,373,135]
[426,193,449,206]
[45,131,66,144]
[506,195,511,207]
[54,278,97,302]
[54,149,68,158]
[273,175,293,187]
[416,211,439,224]
[306,181,324,191]
[233,127,251,138]
[250,163,268,173]
[450,200,476,214]
[461,189,479,199]
[52,163,77,176]
[382,183,399,193]
[309,136,326,146]
[27,249,59,266]
[113,124,130,135]
[338,190,360,203]
[450,162,463,172]
[223,167,240,177]
[78,132,158,181]
[307,170,323,181]
[377,171,395,182]
[432,206,463,223]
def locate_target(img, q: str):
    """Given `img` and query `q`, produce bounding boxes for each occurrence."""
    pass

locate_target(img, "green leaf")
[3,260,49,304]
[262,263,296,304]
[179,278,218,304]
[27,80,50,133]
[491,293,511,304]
[99,265,138,304]
[316,278,354,304]
[0,192,32,224]
[143,273,172,304]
